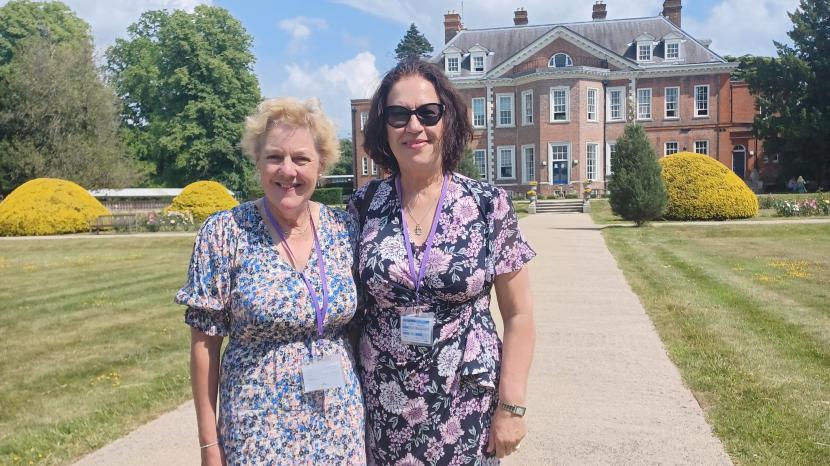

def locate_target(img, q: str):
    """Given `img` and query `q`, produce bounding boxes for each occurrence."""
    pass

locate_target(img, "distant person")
[176,98,365,465]
[349,58,536,463]
[796,176,807,193]
[787,177,796,192]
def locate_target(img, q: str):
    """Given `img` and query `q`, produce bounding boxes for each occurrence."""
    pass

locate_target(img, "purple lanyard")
[263,203,329,338]
[396,173,450,305]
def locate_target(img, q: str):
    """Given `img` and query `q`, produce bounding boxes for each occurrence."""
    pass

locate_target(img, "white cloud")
[263,52,381,136]
[333,0,663,50]
[683,0,798,56]
[278,16,328,53]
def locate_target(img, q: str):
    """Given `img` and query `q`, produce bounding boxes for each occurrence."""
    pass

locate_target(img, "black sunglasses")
[383,103,445,128]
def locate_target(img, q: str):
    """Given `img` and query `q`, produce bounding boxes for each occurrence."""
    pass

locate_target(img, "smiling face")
[385,75,445,177]
[257,123,322,219]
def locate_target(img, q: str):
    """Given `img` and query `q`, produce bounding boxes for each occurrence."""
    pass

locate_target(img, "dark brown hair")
[363,58,473,175]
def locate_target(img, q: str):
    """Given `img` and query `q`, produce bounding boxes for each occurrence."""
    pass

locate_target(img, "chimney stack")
[443,11,462,43]
[592,2,607,21]
[514,8,528,26]
[662,0,682,28]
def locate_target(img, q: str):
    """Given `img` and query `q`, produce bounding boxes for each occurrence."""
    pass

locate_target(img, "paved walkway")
[73,213,732,466]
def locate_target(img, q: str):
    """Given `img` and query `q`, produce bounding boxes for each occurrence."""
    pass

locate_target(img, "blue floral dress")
[348,174,535,466]
[176,201,366,466]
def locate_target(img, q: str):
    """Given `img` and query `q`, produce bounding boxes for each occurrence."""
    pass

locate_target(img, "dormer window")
[662,32,684,61]
[548,53,573,68]
[638,44,652,61]
[447,56,459,73]
[469,44,488,74]
[442,46,462,75]
[634,33,655,62]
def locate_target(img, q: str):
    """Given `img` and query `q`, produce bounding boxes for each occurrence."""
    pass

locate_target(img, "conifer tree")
[394,23,433,62]
[608,124,667,226]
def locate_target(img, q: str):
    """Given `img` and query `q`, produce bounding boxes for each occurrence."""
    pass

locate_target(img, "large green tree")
[394,23,433,62]
[0,2,143,195]
[329,138,354,176]
[457,148,481,180]
[608,124,667,226]
[744,0,830,187]
[106,6,261,194]
[0,0,89,66]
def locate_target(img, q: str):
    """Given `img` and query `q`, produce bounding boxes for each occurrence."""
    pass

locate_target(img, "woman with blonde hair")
[176,97,366,465]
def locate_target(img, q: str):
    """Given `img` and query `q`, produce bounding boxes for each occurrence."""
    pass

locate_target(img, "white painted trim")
[548,141,571,185]
[471,97,486,128]
[496,93,515,128]
[694,140,710,155]
[549,86,570,123]
[606,86,625,122]
[637,87,652,120]
[587,87,599,122]
[521,90,534,126]
[586,142,599,181]
[694,84,710,117]
[664,86,680,119]
[496,145,517,180]
[664,141,679,156]
[521,144,536,184]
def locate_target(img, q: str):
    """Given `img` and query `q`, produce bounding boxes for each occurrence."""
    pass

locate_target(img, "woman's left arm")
[487,266,535,459]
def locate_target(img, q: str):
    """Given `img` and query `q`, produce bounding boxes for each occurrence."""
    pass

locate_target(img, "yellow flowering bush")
[167,180,238,223]
[659,152,758,220]
[0,178,110,236]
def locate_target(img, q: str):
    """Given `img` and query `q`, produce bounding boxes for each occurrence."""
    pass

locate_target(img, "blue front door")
[552,161,569,184]
[732,148,746,179]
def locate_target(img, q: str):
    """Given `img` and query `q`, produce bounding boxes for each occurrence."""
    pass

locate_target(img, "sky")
[2,0,801,137]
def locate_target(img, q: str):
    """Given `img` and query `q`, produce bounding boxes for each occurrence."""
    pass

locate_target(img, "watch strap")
[498,401,527,417]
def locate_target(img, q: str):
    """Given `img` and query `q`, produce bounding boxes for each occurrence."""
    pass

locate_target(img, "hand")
[200,443,226,466]
[486,408,526,458]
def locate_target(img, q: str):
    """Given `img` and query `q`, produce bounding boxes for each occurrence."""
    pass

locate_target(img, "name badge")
[399,306,435,346]
[301,356,346,393]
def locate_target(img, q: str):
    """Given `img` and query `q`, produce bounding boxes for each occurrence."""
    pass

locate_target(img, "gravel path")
[72,213,732,465]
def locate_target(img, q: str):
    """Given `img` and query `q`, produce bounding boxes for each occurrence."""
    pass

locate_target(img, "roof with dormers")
[434,16,725,78]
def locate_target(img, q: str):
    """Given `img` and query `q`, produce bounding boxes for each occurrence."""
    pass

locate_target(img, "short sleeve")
[487,187,536,277]
[175,212,236,336]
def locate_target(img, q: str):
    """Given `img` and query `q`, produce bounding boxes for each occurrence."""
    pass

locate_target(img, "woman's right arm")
[190,327,226,466]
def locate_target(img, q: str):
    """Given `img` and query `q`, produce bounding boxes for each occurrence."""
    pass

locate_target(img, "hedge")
[167,180,239,223]
[311,187,343,205]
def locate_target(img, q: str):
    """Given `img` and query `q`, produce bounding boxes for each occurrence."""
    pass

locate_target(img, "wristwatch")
[498,401,527,417]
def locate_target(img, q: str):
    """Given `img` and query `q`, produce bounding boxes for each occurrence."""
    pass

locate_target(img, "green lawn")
[603,224,830,465]
[0,237,196,465]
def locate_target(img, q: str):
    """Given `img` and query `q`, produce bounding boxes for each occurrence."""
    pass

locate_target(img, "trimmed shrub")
[660,152,759,220]
[0,178,110,236]
[168,181,239,223]
[311,187,343,205]
[608,124,667,226]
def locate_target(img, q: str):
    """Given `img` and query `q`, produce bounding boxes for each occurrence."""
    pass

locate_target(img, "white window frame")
[638,43,652,61]
[521,144,536,184]
[694,140,709,155]
[549,86,570,122]
[360,111,368,131]
[695,85,710,117]
[361,156,369,176]
[497,145,516,180]
[548,53,573,68]
[445,53,461,74]
[473,149,487,180]
[664,141,679,156]
[371,159,377,175]
[665,41,680,60]
[637,88,652,120]
[587,88,598,122]
[471,97,486,128]
[606,87,625,121]
[471,53,485,73]
[664,87,679,119]
[606,141,616,176]
[496,93,515,128]
[586,143,598,181]
[773,153,780,163]
[549,142,571,185]
[521,90,533,126]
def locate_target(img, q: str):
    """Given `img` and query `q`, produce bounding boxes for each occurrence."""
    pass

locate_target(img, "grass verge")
[603,224,830,465]
[0,237,196,465]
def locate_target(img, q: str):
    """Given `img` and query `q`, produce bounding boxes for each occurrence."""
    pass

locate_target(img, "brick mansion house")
[351,0,771,196]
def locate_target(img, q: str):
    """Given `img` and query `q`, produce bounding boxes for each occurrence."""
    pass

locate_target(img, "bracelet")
[200,441,219,449]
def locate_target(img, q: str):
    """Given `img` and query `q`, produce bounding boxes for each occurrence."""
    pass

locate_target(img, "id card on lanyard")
[263,202,345,393]
[395,174,449,348]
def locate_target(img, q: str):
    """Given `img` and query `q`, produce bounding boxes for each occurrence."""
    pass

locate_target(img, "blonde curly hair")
[241,97,339,170]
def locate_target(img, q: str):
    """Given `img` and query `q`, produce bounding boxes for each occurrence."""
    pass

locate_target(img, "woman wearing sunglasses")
[348,58,536,464]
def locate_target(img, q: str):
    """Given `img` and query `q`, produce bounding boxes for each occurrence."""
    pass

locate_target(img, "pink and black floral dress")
[176,202,366,465]
[349,174,535,466]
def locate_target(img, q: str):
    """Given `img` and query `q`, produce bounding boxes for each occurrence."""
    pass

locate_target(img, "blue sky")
[2,0,801,136]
